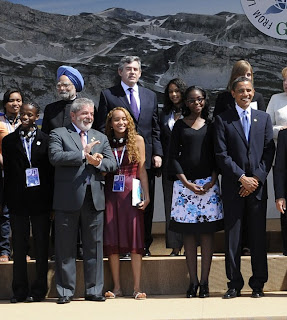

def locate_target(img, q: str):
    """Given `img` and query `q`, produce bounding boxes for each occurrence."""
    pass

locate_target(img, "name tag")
[112,174,125,192]
[25,167,40,187]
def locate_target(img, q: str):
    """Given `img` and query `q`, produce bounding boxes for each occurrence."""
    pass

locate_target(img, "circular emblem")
[241,0,287,40]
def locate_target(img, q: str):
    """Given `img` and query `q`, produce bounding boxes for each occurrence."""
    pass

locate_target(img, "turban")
[57,65,84,92]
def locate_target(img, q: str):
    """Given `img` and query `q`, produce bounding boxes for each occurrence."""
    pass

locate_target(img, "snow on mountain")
[0,0,286,108]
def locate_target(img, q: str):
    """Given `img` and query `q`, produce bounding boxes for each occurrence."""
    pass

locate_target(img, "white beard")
[76,118,93,131]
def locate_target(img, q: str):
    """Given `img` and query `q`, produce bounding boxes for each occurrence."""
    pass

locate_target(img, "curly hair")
[183,86,211,123]
[105,107,140,164]
[162,78,188,115]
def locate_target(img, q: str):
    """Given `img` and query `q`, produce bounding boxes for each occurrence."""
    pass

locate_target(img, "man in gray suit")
[49,98,117,304]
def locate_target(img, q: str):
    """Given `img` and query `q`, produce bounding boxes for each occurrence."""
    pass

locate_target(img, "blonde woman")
[104,107,150,299]
[267,66,287,256]
[214,60,266,117]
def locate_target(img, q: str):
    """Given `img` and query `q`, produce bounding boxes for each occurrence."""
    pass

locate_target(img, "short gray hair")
[70,98,94,113]
[118,56,141,71]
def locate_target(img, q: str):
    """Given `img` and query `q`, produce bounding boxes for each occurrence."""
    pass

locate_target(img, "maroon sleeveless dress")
[103,147,144,256]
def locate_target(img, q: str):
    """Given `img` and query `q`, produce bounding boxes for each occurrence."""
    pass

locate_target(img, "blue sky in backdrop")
[6,0,244,16]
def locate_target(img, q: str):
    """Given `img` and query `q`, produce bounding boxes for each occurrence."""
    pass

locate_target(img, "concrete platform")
[2,293,287,320]
[1,254,287,300]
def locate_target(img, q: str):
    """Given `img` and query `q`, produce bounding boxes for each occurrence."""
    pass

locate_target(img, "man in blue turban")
[42,65,85,260]
[57,65,84,93]
[42,65,85,133]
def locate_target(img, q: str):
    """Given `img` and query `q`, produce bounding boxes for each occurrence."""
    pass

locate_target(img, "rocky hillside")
[0,0,286,111]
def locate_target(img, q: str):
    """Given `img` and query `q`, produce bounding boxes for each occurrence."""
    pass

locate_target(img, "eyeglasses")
[56,82,72,89]
[186,97,205,104]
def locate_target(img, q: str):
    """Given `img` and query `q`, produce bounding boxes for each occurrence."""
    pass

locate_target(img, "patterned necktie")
[80,131,87,148]
[241,110,250,142]
[128,88,139,120]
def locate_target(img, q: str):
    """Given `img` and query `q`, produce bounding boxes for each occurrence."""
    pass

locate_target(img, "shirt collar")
[72,123,87,135]
[235,103,251,117]
[121,81,139,94]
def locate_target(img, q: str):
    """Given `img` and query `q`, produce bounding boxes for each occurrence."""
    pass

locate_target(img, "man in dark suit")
[214,76,275,299]
[273,129,287,255]
[49,98,117,304]
[95,56,163,256]
[2,102,53,303]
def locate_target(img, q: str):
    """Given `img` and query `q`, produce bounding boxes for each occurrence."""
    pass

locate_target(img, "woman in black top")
[168,86,223,298]
[213,60,266,117]
[159,78,187,256]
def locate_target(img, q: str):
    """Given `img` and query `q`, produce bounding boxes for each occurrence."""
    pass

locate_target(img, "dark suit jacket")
[2,128,53,215]
[158,109,173,172]
[94,84,163,169]
[213,91,266,117]
[274,129,287,200]
[41,100,74,134]
[49,124,117,212]
[214,108,275,205]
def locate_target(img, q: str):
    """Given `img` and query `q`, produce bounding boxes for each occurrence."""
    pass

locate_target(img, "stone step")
[0,254,286,300]
[150,219,284,255]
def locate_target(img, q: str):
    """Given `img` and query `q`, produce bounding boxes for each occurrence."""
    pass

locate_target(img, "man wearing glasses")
[42,65,84,134]
[42,65,85,261]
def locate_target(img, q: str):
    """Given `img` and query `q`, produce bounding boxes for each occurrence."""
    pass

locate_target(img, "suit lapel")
[249,109,259,143]
[67,124,82,150]
[31,129,43,164]
[15,134,28,161]
[117,85,132,112]
[230,109,249,147]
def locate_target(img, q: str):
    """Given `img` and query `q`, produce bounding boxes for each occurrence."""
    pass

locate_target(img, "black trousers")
[224,195,268,290]
[144,169,156,250]
[10,213,50,299]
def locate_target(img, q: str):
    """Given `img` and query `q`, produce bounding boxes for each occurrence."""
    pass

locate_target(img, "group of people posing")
[0,55,286,304]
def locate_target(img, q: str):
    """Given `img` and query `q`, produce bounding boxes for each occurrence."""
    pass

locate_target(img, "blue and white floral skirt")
[169,177,224,234]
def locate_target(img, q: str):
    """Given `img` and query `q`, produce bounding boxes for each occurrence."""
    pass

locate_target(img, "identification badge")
[112,174,125,192]
[25,167,40,187]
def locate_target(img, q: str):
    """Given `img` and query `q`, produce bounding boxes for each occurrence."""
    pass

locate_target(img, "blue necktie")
[241,110,250,141]
[128,88,139,120]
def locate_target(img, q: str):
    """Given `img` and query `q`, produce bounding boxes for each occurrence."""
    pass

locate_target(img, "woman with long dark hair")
[159,78,187,256]
[0,88,24,263]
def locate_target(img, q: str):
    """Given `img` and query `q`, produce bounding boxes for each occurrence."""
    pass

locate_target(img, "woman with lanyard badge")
[0,88,23,263]
[103,107,150,300]
[2,102,53,302]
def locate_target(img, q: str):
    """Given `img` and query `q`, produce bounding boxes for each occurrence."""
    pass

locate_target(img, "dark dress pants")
[280,212,287,255]
[10,213,50,299]
[144,169,155,250]
[55,187,104,298]
[224,194,268,290]
[0,206,10,257]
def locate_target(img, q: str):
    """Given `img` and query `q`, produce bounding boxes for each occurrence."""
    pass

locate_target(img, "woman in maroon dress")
[104,107,150,299]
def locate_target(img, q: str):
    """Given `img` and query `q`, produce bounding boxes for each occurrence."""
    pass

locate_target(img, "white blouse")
[266,92,287,141]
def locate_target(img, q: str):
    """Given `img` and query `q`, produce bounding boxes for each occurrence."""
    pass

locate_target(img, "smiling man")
[214,76,275,299]
[95,56,163,256]
[49,98,117,304]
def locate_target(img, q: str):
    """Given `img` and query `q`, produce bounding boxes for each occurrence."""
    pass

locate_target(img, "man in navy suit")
[214,77,275,299]
[95,56,163,256]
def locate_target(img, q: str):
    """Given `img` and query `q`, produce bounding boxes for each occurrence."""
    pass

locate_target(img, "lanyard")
[114,145,126,169]
[23,138,32,168]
